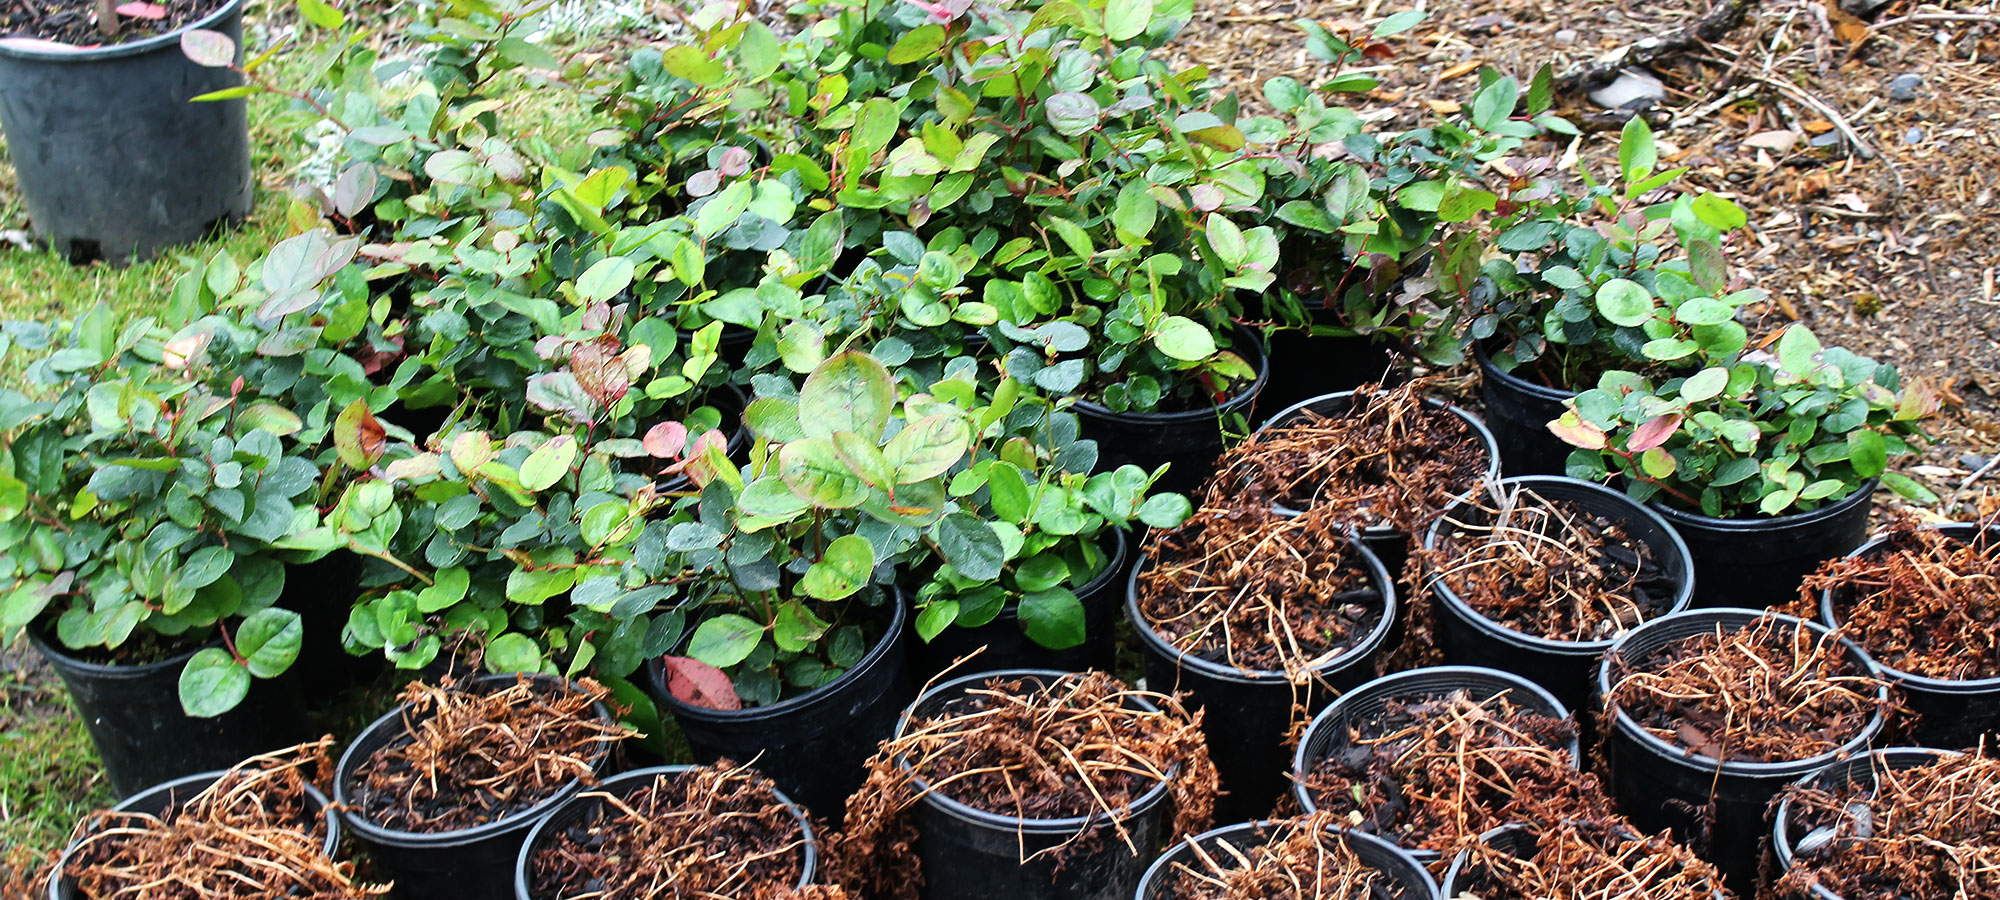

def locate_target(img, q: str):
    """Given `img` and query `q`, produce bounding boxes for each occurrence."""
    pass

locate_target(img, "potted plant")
[1555,322,1936,608]
[1440,823,1725,900]
[1806,518,2000,749]
[1771,748,1994,900]
[0,1,254,263]
[1138,813,1439,900]
[830,669,1217,900]
[0,306,321,796]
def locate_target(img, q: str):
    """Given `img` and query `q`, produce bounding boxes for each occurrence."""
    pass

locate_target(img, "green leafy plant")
[1554,323,1937,517]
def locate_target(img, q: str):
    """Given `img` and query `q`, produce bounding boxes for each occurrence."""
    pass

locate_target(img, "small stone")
[1962,454,1993,470]
[1904,126,1925,144]
[1810,131,1843,148]
[1589,69,1666,111]
[1888,73,1923,101]
[1552,29,1577,47]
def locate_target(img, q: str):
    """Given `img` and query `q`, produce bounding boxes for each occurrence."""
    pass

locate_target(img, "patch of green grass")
[0,662,112,886]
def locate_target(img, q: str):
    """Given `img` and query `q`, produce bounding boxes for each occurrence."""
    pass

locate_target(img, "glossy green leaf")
[178,648,249,717]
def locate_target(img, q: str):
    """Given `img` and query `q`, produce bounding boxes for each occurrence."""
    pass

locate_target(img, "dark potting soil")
[1300,689,1588,855]
[527,763,806,900]
[48,627,210,667]
[1607,618,1886,764]
[1158,817,1388,900]
[1137,506,1384,673]
[1778,754,2000,900]
[350,678,625,833]
[1807,521,2000,681]
[1452,822,1724,900]
[1,0,222,46]
[1430,494,1677,643]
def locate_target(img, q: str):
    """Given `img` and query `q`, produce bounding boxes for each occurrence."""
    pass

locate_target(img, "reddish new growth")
[1805,518,2000,681]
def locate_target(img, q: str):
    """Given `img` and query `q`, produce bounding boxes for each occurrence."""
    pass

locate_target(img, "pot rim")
[1596,608,1891,777]
[1071,326,1270,425]
[1473,344,1581,404]
[1440,823,1727,900]
[894,668,1179,832]
[27,624,216,678]
[1424,475,1697,655]
[334,673,617,846]
[653,587,908,723]
[1647,478,1880,531]
[1124,536,1399,685]
[1140,818,1439,900]
[1818,523,2000,692]
[1257,390,1503,522]
[512,764,818,898]
[0,0,246,62]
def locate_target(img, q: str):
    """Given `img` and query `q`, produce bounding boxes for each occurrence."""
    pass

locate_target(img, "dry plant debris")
[827,671,1217,900]
[1422,485,1678,643]
[1607,616,1890,763]
[1211,381,1488,532]
[350,677,631,833]
[526,760,812,900]
[1806,517,2000,680]
[60,739,387,900]
[1451,821,1727,900]
[1157,812,1392,899]
[1779,753,2000,900]
[1137,504,1385,676]
[1299,688,1588,857]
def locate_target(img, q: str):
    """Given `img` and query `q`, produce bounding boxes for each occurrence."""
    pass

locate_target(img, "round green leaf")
[178,647,250,718]
[1137,493,1192,529]
[800,535,875,601]
[1019,589,1085,649]
[687,614,764,668]
[778,439,870,509]
[1847,430,1887,478]
[1594,279,1656,327]
[180,29,237,67]
[1153,316,1217,362]
[577,257,636,303]
[934,513,1006,581]
[485,633,544,673]
[885,414,971,484]
[799,352,894,441]
[235,608,302,678]
[520,435,579,493]
[1679,367,1729,403]
[1673,297,1736,327]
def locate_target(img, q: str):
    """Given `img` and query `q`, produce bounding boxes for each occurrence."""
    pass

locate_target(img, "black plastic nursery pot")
[1137,819,1439,900]
[1650,479,1877,610]
[1769,747,1955,900]
[1260,390,1502,577]
[29,627,310,799]
[1426,476,1695,716]
[335,674,618,900]
[1476,346,1577,479]
[899,669,1180,900]
[1596,608,1890,895]
[1074,329,1270,498]
[0,0,253,265]
[512,765,817,900]
[1820,523,2000,751]
[287,552,386,700]
[1127,540,1398,825]
[646,594,914,826]
[49,769,341,900]
[915,530,1129,679]
[1291,666,1578,866]
[1439,824,1726,900]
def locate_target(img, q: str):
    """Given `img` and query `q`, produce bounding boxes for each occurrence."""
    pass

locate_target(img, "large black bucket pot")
[0,0,253,265]
[1597,609,1890,896]
[1074,329,1269,498]
[1127,540,1398,824]
[900,669,1179,900]
[1476,347,1577,478]
[1440,824,1726,900]
[29,627,310,799]
[1820,524,2000,751]
[513,765,817,900]
[336,674,618,900]
[49,769,342,900]
[915,530,1129,679]
[1426,476,1695,716]
[1261,390,1501,578]
[646,593,913,826]
[1138,819,1439,900]
[1292,666,1578,867]
[1650,480,1877,610]
[1769,747,1955,900]
[286,552,384,700]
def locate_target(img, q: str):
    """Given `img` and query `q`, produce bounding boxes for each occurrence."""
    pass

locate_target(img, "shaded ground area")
[0,644,109,887]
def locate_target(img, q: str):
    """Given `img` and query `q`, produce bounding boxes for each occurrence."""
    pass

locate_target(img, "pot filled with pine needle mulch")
[1439,823,1727,900]
[335,675,630,900]
[1136,812,1439,899]
[1771,748,1998,900]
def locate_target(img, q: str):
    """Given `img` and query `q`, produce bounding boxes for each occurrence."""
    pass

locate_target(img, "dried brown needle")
[1778,753,2000,900]
[1805,516,2000,681]
[1160,812,1390,900]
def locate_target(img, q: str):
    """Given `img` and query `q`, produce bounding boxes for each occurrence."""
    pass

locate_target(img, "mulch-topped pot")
[1126,520,1396,824]
[1769,747,1991,900]
[0,0,253,264]
[1423,475,1694,715]
[49,768,343,900]
[27,626,309,798]
[1440,824,1726,900]
[915,529,1129,678]
[1597,608,1891,894]
[1649,479,1877,610]
[1475,345,1579,479]
[514,764,816,900]
[1074,328,1270,498]
[646,593,913,825]
[336,674,621,900]
[1137,818,1440,900]
[1250,387,1501,576]
[1815,522,2000,750]
[1291,666,1581,867]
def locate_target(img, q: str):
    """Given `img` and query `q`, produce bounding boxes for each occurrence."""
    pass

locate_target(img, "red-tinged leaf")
[1547,411,1607,450]
[179,29,236,67]
[661,655,741,710]
[1628,413,1683,452]
[118,2,167,19]
[570,339,630,407]
[333,400,387,469]
[643,421,688,459]
[683,429,730,487]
